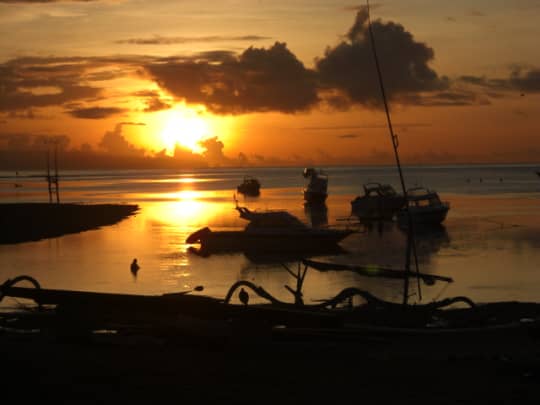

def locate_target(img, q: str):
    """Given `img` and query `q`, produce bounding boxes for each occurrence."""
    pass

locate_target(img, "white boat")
[303,168,328,204]
[397,187,450,226]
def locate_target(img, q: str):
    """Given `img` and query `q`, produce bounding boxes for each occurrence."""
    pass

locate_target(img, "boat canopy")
[406,187,440,201]
[236,206,306,228]
[363,183,399,197]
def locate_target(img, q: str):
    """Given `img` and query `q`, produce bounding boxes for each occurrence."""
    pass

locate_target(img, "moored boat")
[351,183,405,220]
[237,175,261,196]
[186,205,353,253]
[303,168,328,204]
[397,187,450,226]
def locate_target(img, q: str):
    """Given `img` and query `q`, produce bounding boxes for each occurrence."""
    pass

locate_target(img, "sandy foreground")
[1,314,540,404]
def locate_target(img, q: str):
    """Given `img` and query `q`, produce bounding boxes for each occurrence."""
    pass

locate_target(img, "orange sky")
[1,0,539,168]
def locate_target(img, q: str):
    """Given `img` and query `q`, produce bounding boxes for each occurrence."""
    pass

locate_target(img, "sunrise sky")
[1,0,539,169]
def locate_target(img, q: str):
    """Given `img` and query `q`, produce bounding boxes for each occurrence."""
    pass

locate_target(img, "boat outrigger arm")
[302,259,453,285]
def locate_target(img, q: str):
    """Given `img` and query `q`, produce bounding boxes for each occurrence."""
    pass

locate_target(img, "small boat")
[186,205,353,253]
[397,187,450,226]
[350,183,405,220]
[237,175,261,196]
[303,168,328,204]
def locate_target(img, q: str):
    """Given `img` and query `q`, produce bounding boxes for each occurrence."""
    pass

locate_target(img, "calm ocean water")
[1,164,540,306]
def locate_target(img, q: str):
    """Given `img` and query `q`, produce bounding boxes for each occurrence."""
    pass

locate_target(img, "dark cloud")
[338,134,359,139]
[1,11,537,120]
[116,35,271,45]
[67,106,126,119]
[145,42,319,114]
[399,90,487,106]
[460,67,540,93]
[0,62,101,112]
[316,7,449,108]
[0,57,110,113]
[132,90,171,112]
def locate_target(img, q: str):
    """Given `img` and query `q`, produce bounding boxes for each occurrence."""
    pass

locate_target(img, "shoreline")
[0,203,139,245]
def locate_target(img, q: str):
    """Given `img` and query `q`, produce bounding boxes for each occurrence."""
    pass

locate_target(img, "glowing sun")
[160,108,211,155]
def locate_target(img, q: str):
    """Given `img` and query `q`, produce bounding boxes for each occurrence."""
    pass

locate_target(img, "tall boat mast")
[366,1,420,305]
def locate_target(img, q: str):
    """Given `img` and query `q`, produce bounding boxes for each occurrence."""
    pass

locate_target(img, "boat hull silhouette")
[186,226,353,252]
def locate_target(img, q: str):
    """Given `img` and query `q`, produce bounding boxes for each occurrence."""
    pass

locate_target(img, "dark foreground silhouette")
[0,203,138,244]
[0,317,539,403]
[1,274,540,403]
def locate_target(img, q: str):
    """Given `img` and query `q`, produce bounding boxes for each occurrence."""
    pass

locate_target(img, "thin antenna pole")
[54,142,60,204]
[365,0,421,305]
[46,147,52,203]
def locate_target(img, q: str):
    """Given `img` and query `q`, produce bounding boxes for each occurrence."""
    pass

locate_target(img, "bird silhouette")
[130,258,140,274]
[239,288,249,306]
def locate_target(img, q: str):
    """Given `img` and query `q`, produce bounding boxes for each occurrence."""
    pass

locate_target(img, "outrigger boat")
[2,269,540,343]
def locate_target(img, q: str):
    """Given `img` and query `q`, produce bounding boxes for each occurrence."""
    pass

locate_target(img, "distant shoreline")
[0,203,139,245]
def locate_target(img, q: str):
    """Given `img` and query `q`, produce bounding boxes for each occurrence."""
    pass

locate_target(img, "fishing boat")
[185,204,353,253]
[237,175,261,196]
[396,187,450,227]
[350,182,405,220]
[303,168,328,204]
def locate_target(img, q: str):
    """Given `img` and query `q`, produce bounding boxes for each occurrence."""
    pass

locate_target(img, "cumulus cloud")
[199,136,226,164]
[98,123,145,156]
[145,42,319,114]
[316,7,449,108]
